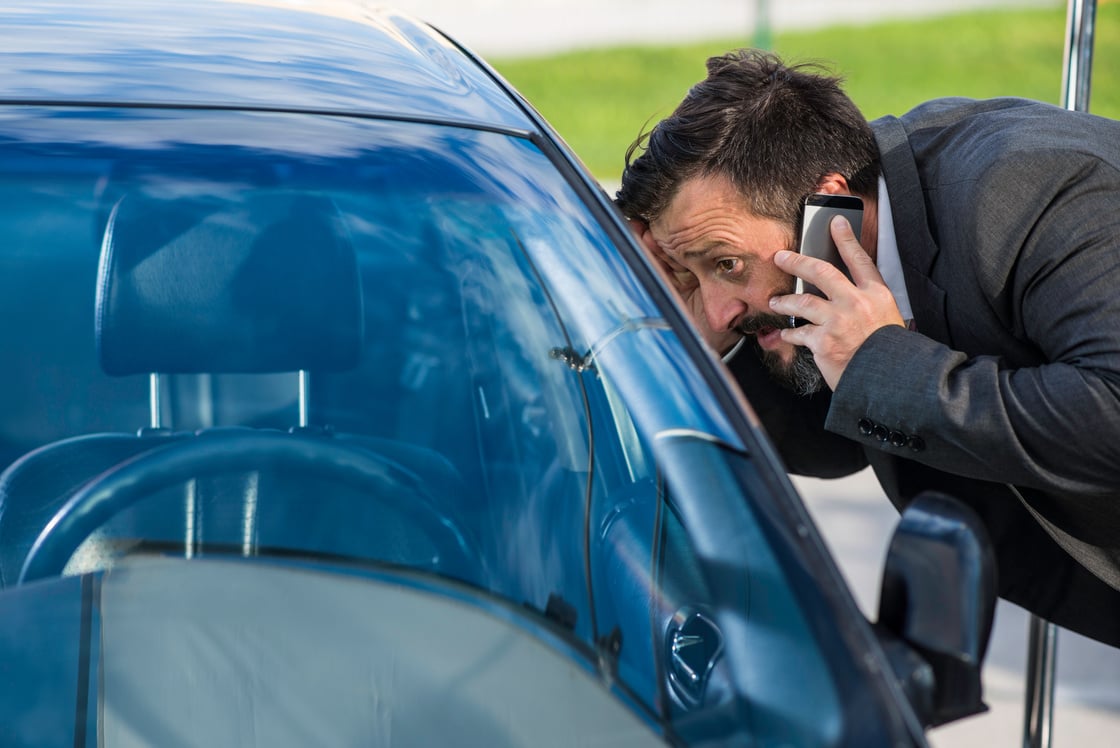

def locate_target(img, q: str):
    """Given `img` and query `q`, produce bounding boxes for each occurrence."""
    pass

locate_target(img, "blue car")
[0,2,998,745]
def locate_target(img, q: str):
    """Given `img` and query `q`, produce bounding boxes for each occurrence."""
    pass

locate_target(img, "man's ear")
[814,172,851,195]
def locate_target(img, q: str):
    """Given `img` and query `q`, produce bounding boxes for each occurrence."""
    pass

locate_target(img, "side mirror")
[877,491,997,727]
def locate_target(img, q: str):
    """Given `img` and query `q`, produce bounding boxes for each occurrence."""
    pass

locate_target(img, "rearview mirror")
[877,491,997,727]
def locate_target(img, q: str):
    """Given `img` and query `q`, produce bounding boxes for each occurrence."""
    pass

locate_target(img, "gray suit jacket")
[734,98,1120,647]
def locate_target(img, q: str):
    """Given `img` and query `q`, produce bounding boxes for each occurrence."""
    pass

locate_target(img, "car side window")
[585,364,733,723]
[585,369,662,708]
[579,327,847,744]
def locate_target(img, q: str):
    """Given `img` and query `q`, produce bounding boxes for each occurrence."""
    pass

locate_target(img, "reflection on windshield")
[0,106,863,746]
[0,109,657,649]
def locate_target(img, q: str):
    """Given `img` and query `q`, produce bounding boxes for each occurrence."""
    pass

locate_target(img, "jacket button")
[889,430,907,448]
[858,418,874,436]
[907,435,926,452]
[872,424,890,442]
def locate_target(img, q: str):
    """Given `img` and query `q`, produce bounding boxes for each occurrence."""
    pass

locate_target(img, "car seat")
[0,191,481,586]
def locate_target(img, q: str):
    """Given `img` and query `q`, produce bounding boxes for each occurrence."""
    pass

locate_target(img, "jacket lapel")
[871,115,951,345]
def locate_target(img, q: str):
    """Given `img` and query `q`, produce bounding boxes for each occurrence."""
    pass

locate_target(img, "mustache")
[735,312,793,336]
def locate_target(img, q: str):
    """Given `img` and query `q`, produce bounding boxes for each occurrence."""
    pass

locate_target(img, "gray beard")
[758,343,824,395]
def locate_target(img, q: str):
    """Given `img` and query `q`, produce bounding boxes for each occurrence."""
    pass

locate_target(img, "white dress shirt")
[874,176,914,324]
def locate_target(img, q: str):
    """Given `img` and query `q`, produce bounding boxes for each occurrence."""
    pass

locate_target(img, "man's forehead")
[651,201,795,261]
[651,196,753,250]
[667,172,744,210]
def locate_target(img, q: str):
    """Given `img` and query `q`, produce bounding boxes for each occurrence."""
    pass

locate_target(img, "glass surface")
[0,107,878,745]
[0,108,611,637]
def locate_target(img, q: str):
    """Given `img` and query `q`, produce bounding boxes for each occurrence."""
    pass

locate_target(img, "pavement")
[796,470,1120,748]
[343,1,1119,745]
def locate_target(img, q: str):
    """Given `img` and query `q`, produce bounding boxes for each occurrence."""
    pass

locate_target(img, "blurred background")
[392,0,1117,185]
[327,1,1120,745]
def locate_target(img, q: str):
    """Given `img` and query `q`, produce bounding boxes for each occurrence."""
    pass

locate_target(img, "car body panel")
[0,1,533,132]
[0,2,933,746]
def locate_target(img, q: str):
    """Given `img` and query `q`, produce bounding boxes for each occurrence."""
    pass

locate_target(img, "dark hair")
[615,49,879,228]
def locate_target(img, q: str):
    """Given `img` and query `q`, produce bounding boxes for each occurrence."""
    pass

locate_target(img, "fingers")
[630,220,674,277]
[769,286,828,326]
[771,246,847,303]
[626,220,740,355]
[771,217,885,301]
[630,222,700,297]
[829,216,881,286]
[769,216,906,389]
[628,219,657,255]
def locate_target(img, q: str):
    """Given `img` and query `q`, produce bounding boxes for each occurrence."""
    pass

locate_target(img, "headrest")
[96,193,363,376]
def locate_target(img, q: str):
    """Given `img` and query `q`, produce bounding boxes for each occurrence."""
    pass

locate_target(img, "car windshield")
[0,107,591,582]
[0,105,899,746]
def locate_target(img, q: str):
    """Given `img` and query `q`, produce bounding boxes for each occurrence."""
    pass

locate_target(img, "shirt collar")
[874,176,914,322]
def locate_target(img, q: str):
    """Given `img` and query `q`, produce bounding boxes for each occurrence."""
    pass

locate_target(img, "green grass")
[491,4,1120,182]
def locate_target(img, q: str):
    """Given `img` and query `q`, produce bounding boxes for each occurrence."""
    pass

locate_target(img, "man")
[615,49,1120,647]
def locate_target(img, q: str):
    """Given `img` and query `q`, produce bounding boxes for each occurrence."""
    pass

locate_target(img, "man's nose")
[700,281,745,333]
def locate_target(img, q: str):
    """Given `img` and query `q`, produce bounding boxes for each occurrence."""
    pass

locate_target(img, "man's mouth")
[754,326,783,349]
[736,314,790,350]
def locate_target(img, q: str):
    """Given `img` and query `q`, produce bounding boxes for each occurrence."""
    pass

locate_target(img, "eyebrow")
[680,241,727,261]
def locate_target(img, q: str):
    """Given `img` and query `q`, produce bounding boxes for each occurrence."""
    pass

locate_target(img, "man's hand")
[769,216,905,389]
[630,219,743,355]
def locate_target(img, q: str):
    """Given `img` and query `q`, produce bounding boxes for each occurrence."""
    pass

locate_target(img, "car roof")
[0,0,536,133]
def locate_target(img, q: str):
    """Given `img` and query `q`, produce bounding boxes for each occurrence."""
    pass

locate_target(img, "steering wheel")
[19,430,485,585]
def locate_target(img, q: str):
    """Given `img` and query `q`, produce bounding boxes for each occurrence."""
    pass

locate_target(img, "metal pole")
[751,0,771,50]
[1060,0,1097,112]
[1022,4,1097,747]
[1023,614,1058,748]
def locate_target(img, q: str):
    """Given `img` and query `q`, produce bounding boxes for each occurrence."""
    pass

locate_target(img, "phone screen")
[795,193,863,297]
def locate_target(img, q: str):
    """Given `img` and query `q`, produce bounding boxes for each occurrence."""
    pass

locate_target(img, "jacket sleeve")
[826,150,1120,505]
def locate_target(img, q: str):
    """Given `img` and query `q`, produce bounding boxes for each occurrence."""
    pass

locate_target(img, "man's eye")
[716,258,739,274]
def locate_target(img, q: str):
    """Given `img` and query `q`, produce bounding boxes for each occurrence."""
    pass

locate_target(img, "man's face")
[649,172,823,393]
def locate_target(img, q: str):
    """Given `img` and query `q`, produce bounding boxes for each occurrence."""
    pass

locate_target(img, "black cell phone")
[795,193,863,297]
